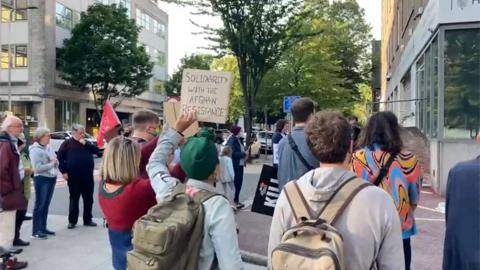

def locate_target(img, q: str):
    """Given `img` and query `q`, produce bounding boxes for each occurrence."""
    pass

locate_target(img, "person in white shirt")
[268,111,405,270]
[217,146,236,206]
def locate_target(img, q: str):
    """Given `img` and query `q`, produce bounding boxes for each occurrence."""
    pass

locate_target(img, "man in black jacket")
[57,124,98,229]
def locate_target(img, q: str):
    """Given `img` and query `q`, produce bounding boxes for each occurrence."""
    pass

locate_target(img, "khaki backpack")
[127,183,220,270]
[271,177,370,270]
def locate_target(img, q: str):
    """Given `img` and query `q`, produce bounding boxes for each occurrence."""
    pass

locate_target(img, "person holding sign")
[227,126,247,209]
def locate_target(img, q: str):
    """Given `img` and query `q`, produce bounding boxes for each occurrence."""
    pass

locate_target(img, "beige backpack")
[127,183,220,270]
[271,177,370,270]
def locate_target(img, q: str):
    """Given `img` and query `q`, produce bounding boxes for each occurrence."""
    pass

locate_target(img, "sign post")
[283,96,301,113]
[180,69,233,124]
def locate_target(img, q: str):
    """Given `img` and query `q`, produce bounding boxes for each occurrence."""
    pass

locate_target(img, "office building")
[381,0,480,194]
[0,0,168,133]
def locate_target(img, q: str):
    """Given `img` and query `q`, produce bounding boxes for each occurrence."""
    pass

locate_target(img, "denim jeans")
[108,229,133,270]
[32,176,56,235]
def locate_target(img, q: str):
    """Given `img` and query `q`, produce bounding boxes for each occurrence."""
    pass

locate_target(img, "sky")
[159,0,381,75]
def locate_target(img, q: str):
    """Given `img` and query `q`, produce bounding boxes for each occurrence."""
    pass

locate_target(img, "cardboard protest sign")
[180,69,233,124]
[163,101,199,137]
[251,165,280,216]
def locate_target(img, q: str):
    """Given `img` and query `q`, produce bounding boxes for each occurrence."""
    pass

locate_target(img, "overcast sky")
[159,0,381,75]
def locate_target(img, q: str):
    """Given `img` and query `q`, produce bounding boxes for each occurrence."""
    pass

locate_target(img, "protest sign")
[180,69,233,124]
[251,165,280,216]
[163,100,199,137]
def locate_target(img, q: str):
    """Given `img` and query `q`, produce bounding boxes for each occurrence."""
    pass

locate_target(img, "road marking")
[421,190,434,195]
[416,218,445,222]
[418,205,445,214]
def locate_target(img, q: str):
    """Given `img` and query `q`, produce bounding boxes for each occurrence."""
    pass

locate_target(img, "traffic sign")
[283,96,301,113]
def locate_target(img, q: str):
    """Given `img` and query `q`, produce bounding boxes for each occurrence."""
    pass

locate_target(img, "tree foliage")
[165,0,310,140]
[58,4,153,111]
[257,0,372,117]
[164,54,216,97]
[210,55,244,123]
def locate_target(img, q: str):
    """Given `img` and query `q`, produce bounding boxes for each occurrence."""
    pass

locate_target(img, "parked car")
[257,131,274,153]
[50,131,104,157]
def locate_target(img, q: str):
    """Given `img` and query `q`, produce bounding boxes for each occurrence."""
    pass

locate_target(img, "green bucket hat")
[180,128,218,180]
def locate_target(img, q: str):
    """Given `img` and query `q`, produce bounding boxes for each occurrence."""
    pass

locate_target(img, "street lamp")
[7,6,38,112]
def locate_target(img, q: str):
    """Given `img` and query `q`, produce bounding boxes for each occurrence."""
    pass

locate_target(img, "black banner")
[251,165,280,216]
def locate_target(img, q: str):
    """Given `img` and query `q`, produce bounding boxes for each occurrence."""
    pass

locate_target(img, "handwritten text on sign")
[180,69,233,124]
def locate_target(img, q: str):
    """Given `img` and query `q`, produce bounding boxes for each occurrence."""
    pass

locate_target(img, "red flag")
[97,101,121,148]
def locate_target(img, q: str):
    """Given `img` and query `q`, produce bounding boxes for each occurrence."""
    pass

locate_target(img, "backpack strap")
[284,181,312,223]
[318,177,371,225]
[374,154,396,186]
[288,134,315,171]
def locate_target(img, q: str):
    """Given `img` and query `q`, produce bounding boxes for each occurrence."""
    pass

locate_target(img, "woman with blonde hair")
[98,136,157,270]
[217,146,236,206]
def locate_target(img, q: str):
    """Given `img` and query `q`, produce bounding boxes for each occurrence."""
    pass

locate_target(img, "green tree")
[58,4,152,113]
[165,0,311,141]
[165,54,216,97]
[324,0,372,101]
[350,83,373,124]
[257,0,371,116]
[210,55,244,123]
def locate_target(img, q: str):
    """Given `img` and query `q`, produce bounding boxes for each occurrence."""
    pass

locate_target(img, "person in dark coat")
[57,124,98,229]
[0,116,28,269]
[443,134,480,270]
[226,126,247,209]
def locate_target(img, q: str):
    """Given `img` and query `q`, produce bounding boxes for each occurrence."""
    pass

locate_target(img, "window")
[154,49,166,66]
[1,44,28,69]
[118,0,131,18]
[55,100,80,132]
[444,29,480,139]
[56,2,79,30]
[136,8,141,26]
[14,45,27,67]
[153,19,165,37]
[1,0,28,22]
[141,12,149,30]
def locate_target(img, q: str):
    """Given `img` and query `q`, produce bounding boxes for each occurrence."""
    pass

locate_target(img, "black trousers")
[68,177,94,225]
[233,165,244,203]
[404,238,411,270]
[14,207,27,241]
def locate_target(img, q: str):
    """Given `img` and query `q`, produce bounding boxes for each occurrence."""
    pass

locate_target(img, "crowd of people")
[0,97,478,270]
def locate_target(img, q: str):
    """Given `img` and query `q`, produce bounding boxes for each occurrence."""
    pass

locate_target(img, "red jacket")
[0,132,26,211]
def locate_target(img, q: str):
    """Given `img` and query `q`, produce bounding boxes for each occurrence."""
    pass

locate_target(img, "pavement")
[17,156,446,270]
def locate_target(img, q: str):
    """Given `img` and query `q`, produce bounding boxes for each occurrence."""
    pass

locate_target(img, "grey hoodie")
[29,142,58,178]
[268,167,405,270]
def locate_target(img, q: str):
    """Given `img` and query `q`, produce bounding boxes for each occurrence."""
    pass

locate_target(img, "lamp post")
[7,6,38,112]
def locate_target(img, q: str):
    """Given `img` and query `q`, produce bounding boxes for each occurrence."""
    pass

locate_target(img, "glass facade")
[55,100,80,132]
[444,28,480,140]
[1,0,28,22]
[1,44,28,69]
[55,2,80,30]
[411,26,479,141]
[136,8,165,37]
[415,37,439,138]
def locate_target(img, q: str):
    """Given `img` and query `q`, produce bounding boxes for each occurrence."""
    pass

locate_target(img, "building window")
[55,100,80,132]
[0,44,28,69]
[142,12,149,30]
[444,28,480,139]
[56,2,79,30]
[153,19,165,37]
[154,49,166,67]
[118,0,131,18]
[1,0,28,22]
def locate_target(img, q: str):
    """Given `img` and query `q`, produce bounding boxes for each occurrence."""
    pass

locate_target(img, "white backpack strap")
[284,181,312,223]
[318,177,370,225]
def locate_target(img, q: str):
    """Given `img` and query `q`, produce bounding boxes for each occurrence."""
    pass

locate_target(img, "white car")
[257,131,273,153]
[221,133,261,159]
[50,131,104,157]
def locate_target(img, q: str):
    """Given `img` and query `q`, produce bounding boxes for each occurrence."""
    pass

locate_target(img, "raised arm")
[147,111,197,202]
